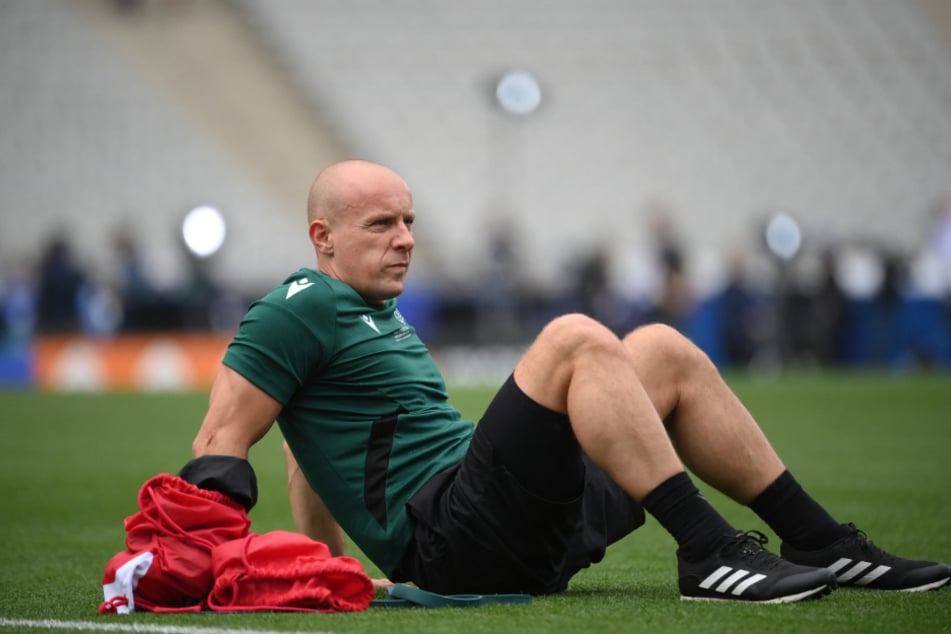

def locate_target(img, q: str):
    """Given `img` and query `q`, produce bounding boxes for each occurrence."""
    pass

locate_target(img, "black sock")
[749,470,849,550]
[642,471,737,562]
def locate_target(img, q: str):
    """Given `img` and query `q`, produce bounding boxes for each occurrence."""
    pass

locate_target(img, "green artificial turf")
[0,371,949,633]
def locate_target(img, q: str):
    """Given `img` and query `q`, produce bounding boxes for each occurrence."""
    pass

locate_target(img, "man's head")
[307,160,415,305]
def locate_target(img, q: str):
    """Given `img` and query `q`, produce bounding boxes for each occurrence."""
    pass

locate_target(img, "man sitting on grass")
[180,160,950,603]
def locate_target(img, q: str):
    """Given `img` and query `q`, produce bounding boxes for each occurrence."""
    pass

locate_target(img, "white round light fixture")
[496,71,542,115]
[182,205,227,258]
[765,213,802,261]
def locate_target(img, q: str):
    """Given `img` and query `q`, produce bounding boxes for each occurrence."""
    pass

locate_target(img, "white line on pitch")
[0,617,336,634]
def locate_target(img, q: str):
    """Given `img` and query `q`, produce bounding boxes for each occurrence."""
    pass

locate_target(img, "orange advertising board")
[34,333,233,392]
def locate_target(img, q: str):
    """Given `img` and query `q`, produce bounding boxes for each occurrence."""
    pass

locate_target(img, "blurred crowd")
[3,203,951,373]
[0,229,245,344]
[426,200,951,372]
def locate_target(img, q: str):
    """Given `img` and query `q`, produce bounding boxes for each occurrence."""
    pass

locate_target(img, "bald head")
[307,160,411,226]
[305,160,416,303]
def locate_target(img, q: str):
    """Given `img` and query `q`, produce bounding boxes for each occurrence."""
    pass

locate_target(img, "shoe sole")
[901,577,950,592]
[680,583,833,604]
[839,576,950,593]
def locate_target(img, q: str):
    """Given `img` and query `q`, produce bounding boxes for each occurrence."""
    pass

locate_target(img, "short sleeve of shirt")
[223,278,335,404]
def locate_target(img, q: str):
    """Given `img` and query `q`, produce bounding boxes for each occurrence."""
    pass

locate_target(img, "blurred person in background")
[719,251,766,369]
[475,222,523,343]
[645,205,692,330]
[784,248,847,367]
[34,235,90,334]
[573,249,626,335]
[927,198,951,329]
[0,259,36,344]
[928,198,951,277]
[112,229,159,331]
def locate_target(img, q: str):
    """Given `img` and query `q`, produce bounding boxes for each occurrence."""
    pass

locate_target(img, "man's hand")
[372,577,395,596]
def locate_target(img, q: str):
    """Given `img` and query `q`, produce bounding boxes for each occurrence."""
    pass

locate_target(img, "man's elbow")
[190,428,249,460]
[191,434,211,458]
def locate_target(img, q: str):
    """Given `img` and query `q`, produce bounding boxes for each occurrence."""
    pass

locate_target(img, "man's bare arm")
[284,441,394,591]
[284,440,347,556]
[192,366,282,459]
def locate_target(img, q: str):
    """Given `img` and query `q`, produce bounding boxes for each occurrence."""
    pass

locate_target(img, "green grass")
[1,372,950,633]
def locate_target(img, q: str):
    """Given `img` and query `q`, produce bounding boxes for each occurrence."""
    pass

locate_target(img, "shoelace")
[728,530,783,569]
[843,522,896,562]
[737,529,769,551]
[845,523,869,545]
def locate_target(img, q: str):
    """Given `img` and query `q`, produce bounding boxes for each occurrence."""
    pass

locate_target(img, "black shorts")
[394,374,645,595]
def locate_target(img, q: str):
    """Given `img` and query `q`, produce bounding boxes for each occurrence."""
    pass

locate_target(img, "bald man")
[182,160,949,602]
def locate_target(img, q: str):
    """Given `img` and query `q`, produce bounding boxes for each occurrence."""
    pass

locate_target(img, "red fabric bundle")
[101,473,251,613]
[208,531,373,612]
[100,474,373,614]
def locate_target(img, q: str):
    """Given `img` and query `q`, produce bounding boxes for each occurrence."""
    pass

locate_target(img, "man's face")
[316,183,415,305]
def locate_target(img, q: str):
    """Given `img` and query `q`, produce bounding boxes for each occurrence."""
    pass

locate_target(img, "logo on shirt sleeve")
[360,314,381,333]
[285,278,315,299]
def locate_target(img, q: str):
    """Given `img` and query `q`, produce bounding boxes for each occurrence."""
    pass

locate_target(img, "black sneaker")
[679,530,836,603]
[781,523,951,592]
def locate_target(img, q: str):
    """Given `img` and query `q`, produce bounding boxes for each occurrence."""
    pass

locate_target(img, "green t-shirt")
[223,268,475,576]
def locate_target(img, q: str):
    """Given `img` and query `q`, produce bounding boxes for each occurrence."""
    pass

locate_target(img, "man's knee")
[623,323,716,378]
[515,314,625,412]
[538,313,622,359]
[624,322,686,348]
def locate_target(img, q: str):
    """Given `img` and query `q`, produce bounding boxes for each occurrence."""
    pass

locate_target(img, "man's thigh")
[401,375,644,594]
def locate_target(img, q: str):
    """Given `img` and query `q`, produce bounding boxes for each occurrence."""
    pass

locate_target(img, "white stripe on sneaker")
[837,561,872,582]
[827,558,893,585]
[716,569,752,593]
[698,566,766,597]
[698,566,732,589]
[828,557,853,574]
[854,565,892,586]
[732,573,768,596]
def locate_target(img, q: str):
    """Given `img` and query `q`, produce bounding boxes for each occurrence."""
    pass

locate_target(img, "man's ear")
[309,219,334,255]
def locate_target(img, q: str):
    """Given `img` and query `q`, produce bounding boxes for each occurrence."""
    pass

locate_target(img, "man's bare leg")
[512,315,739,555]
[614,324,950,593]
[512,314,837,602]
[621,323,785,503]
[514,315,707,501]
[621,324,860,550]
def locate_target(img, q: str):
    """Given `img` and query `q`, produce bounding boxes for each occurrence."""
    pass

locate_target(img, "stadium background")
[2,0,951,391]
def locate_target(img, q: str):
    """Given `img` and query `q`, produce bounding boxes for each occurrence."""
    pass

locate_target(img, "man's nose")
[394,223,415,249]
